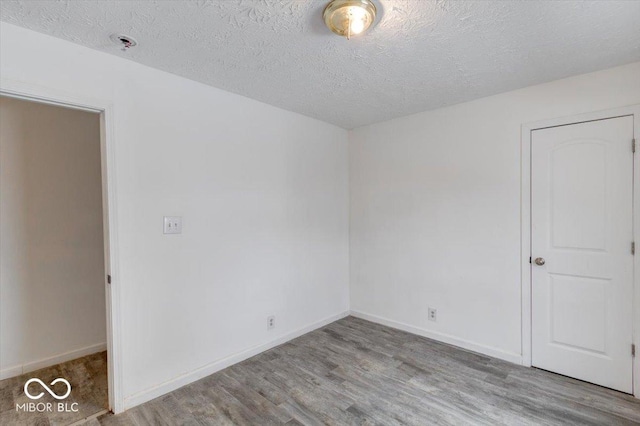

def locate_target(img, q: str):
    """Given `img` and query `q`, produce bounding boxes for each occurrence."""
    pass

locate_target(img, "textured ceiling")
[1,1,640,129]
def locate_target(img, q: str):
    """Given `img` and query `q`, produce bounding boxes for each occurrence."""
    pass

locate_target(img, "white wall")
[0,23,350,408]
[0,97,106,378]
[349,61,640,362]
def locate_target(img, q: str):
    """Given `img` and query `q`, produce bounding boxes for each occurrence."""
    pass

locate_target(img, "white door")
[531,116,634,393]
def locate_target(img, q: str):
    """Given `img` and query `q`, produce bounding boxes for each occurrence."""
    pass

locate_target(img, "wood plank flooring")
[0,351,108,426]
[93,316,640,425]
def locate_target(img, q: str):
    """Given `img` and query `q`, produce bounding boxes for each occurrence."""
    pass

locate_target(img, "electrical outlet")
[428,307,437,322]
[267,315,275,330]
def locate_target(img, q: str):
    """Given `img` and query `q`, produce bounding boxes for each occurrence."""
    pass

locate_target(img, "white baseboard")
[0,365,22,381]
[0,342,107,380]
[123,310,350,410]
[350,310,523,365]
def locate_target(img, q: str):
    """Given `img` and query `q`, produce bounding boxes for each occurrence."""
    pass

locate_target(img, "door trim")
[521,104,640,397]
[0,78,125,412]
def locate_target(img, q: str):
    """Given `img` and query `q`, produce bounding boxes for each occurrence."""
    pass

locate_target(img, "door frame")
[521,104,640,397]
[0,78,124,412]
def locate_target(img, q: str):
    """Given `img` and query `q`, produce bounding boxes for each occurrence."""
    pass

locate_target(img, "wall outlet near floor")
[428,307,437,322]
[267,315,275,330]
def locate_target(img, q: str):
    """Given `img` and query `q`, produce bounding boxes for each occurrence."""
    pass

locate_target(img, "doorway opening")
[0,94,114,423]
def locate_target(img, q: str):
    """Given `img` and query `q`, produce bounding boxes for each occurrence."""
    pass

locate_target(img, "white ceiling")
[1,1,639,129]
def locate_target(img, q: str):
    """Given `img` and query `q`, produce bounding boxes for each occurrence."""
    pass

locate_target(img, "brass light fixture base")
[323,0,377,39]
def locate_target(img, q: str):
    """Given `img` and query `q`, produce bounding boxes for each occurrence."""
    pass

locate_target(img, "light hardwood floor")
[89,316,640,426]
[0,351,108,425]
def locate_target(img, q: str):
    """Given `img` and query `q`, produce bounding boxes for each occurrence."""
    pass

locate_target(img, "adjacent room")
[0,97,108,424]
[0,1,639,425]
[0,96,109,424]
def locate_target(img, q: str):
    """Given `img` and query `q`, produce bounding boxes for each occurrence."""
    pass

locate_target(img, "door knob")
[534,257,545,266]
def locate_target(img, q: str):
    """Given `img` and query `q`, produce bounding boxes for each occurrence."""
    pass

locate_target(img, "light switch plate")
[163,216,182,234]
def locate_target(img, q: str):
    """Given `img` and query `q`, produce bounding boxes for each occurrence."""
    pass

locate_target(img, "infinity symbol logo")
[24,378,72,400]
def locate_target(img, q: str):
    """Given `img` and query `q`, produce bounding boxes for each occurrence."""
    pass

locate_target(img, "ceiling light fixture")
[323,0,376,40]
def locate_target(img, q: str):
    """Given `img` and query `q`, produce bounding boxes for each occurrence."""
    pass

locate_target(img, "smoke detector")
[110,34,137,51]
